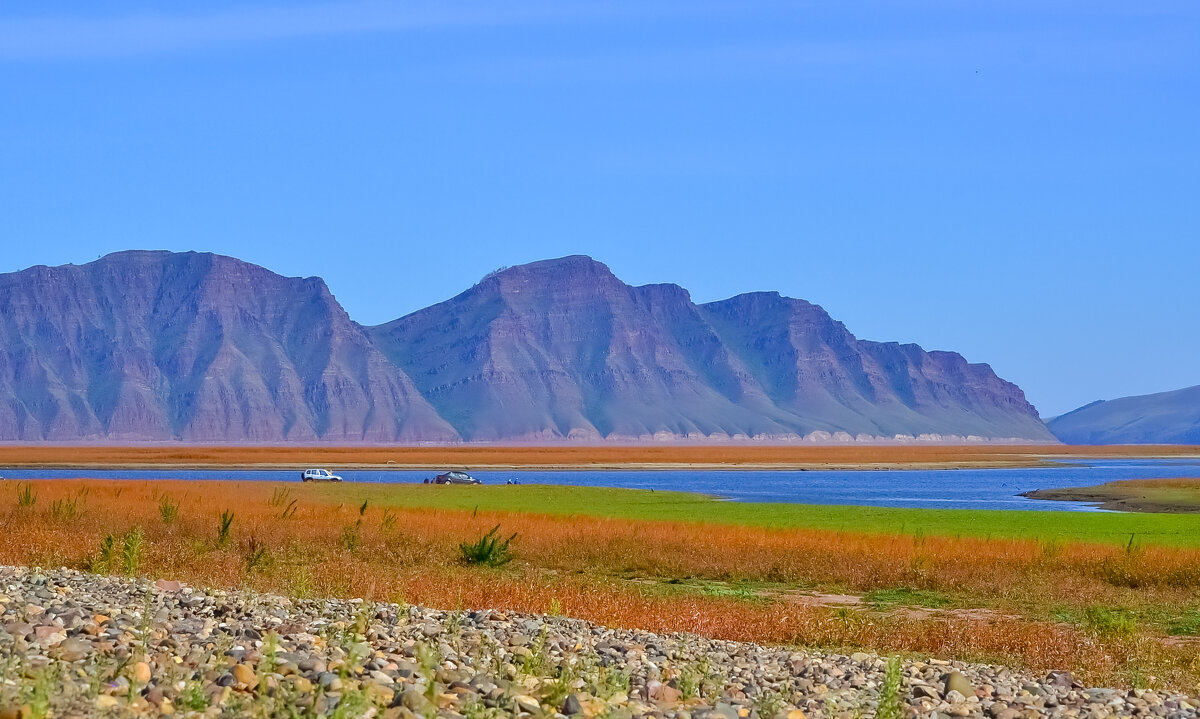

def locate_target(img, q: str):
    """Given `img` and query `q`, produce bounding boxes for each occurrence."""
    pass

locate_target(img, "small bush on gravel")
[459,525,517,567]
[876,655,904,719]
[178,682,208,711]
[754,690,784,719]
[92,534,119,573]
[522,627,551,676]
[122,527,144,576]
[90,529,143,575]
[677,664,701,700]
[21,662,56,719]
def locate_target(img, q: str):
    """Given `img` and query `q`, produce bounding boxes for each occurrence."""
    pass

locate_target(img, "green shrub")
[458,525,517,567]
[122,527,144,576]
[876,656,904,719]
[217,509,234,547]
[243,537,271,573]
[92,534,118,574]
[158,496,179,525]
[753,690,784,719]
[341,524,360,551]
[48,496,80,521]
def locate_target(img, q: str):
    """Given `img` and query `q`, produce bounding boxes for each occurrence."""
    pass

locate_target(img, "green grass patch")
[1083,606,1138,637]
[1054,605,1140,638]
[1166,610,1200,636]
[314,483,1200,548]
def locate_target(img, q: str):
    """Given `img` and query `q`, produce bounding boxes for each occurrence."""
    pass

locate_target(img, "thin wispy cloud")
[0,3,524,59]
[0,1,744,60]
[429,28,1195,87]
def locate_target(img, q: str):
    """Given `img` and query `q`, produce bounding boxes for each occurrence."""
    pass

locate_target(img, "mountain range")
[0,251,1055,443]
[1048,385,1200,445]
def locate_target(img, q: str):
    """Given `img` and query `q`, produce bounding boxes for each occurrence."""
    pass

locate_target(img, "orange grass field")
[3,479,1200,691]
[0,444,1197,470]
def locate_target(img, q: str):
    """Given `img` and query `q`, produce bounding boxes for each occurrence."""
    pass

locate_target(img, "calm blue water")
[2,458,1199,511]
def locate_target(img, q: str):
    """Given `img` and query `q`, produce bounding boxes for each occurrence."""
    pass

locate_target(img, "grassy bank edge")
[1024,478,1200,514]
[306,482,1200,548]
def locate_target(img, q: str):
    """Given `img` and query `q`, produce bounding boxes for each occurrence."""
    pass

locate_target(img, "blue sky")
[0,1,1197,417]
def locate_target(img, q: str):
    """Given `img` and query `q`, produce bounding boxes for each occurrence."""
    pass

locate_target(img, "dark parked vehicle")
[432,471,481,485]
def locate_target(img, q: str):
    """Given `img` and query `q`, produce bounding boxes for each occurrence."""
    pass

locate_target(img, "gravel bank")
[0,566,1195,718]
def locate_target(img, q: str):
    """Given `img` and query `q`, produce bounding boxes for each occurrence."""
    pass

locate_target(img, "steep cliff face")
[0,251,1054,443]
[699,292,1053,439]
[0,251,457,442]
[1049,385,1200,444]
[372,257,1053,442]
[369,256,798,441]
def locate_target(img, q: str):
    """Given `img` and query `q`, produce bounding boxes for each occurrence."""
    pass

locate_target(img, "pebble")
[0,565,1196,718]
[232,662,258,689]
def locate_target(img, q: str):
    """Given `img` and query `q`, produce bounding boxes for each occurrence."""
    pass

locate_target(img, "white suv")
[301,468,343,482]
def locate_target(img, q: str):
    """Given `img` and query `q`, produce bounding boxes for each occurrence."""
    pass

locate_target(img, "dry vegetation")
[0,443,1197,470]
[3,479,1200,693]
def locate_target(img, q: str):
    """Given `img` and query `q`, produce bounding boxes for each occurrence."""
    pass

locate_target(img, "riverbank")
[1023,479,1200,514]
[7,567,1196,718]
[0,444,1197,472]
[4,479,1200,692]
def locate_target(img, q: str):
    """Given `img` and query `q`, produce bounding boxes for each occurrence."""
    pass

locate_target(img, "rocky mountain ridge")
[0,251,1054,443]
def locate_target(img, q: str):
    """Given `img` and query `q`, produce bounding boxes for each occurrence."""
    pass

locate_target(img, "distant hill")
[1048,385,1200,445]
[0,251,1054,443]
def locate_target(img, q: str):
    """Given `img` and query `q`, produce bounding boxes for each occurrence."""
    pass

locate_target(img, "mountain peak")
[0,251,1055,443]
[0,250,455,443]
[481,255,616,285]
